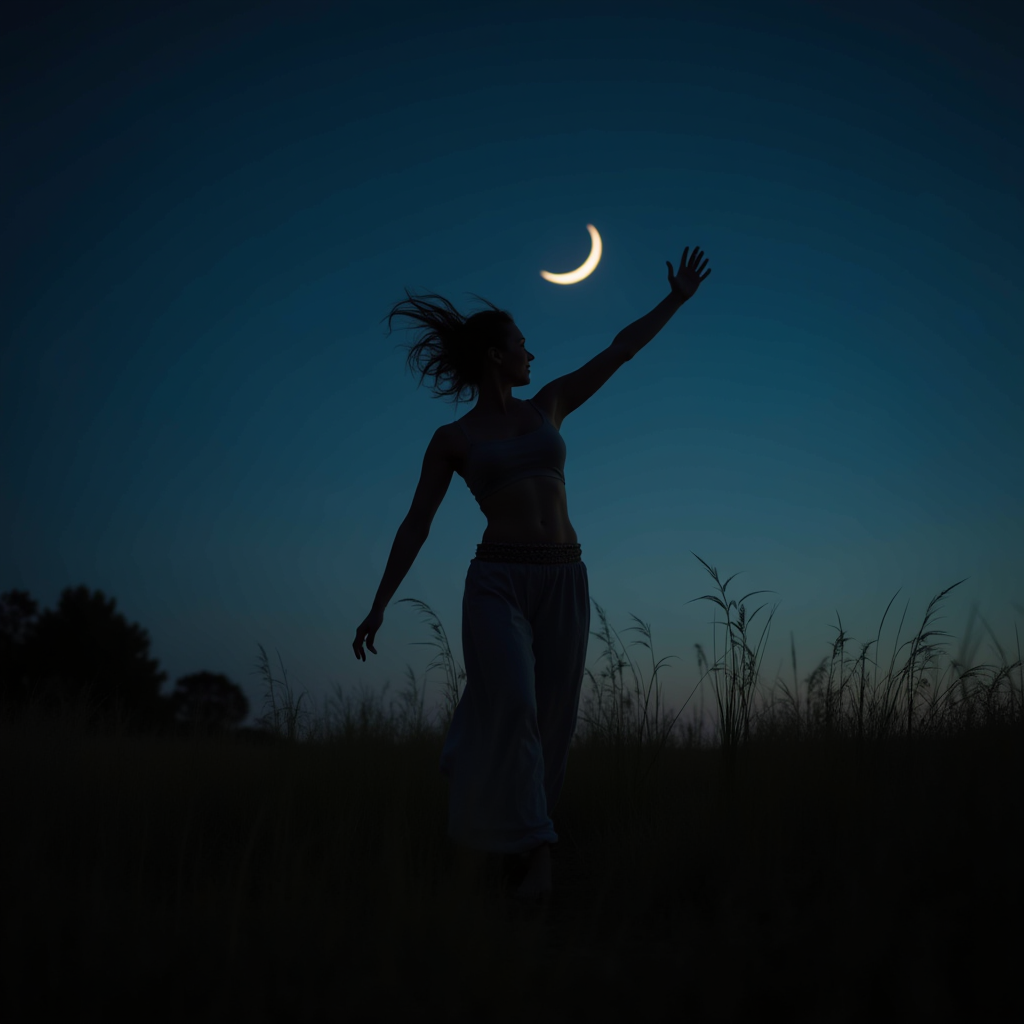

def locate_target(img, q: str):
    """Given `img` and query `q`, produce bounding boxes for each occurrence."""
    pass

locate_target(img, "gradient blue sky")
[3,0,1021,726]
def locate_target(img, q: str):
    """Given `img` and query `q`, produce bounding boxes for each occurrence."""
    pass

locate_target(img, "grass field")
[2,567,1021,1022]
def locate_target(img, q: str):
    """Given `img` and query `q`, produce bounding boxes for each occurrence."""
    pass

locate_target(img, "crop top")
[455,399,567,504]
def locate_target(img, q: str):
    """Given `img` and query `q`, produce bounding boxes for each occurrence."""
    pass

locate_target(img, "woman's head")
[384,289,530,408]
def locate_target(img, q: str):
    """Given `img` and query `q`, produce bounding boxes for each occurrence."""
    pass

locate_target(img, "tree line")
[0,585,249,733]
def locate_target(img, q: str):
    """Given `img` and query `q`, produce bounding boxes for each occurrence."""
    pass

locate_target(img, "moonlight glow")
[540,224,603,284]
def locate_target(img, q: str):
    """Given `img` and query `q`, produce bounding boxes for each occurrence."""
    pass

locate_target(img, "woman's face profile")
[500,321,533,383]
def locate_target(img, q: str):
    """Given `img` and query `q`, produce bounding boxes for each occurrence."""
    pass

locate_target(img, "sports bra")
[455,399,566,504]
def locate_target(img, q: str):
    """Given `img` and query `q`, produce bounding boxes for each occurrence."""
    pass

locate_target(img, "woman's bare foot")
[514,842,552,901]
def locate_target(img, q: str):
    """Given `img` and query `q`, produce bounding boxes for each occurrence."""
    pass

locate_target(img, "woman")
[353,246,712,901]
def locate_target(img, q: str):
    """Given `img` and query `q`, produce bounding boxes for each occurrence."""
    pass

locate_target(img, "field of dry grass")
[2,565,1021,1022]
[2,716,1020,1022]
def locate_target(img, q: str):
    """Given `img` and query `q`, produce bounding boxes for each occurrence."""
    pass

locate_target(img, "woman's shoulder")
[438,417,468,469]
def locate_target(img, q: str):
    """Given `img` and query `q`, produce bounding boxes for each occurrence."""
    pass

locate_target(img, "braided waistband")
[474,541,582,564]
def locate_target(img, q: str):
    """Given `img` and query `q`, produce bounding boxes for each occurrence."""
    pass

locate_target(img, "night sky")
[2,0,1021,725]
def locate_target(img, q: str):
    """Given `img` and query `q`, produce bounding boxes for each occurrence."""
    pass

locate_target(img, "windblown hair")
[383,289,514,407]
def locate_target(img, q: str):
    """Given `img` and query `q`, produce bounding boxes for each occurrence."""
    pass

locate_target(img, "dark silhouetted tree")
[170,671,248,732]
[0,589,41,708]
[20,585,170,729]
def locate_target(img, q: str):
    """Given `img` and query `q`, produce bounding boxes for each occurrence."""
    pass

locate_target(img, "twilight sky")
[2,0,1021,727]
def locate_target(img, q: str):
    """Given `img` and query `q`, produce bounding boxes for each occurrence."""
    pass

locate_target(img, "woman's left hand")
[667,246,712,301]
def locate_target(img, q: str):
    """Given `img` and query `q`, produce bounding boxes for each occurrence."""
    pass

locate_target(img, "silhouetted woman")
[353,246,711,901]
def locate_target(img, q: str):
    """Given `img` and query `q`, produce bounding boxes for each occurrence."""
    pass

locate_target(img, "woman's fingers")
[675,245,708,273]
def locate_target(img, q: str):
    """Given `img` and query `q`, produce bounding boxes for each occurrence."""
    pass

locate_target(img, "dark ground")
[1,719,1020,1023]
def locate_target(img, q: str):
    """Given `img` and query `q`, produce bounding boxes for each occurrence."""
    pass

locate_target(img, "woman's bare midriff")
[446,396,580,546]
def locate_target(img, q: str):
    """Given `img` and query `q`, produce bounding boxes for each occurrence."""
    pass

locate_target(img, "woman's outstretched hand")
[667,245,712,302]
[353,607,384,661]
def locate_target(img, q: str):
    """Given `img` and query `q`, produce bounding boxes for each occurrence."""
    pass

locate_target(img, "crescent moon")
[540,224,602,284]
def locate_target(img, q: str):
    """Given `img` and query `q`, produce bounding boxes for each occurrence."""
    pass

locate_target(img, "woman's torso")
[444,396,579,545]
